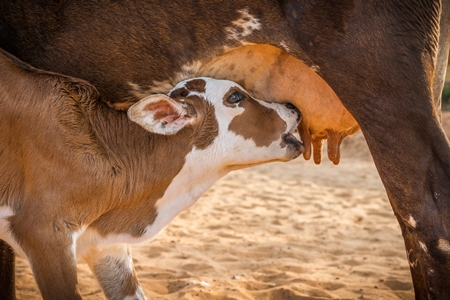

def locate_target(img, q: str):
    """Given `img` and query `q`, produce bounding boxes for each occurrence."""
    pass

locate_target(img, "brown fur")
[226,90,287,148]
[1,0,450,298]
[0,56,201,239]
[167,88,219,150]
[185,79,207,93]
[0,50,302,299]
[0,51,217,299]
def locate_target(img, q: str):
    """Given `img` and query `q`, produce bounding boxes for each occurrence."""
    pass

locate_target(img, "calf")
[0,50,303,300]
[2,1,450,297]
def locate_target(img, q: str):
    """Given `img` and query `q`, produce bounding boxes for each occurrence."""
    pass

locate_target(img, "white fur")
[123,290,146,300]
[408,215,417,228]
[225,8,262,40]
[128,60,204,97]
[279,41,291,52]
[438,238,450,254]
[76,143,225,252]
[419,241,428,253]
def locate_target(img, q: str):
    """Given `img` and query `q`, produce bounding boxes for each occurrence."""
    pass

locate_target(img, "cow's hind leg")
[0,239,15,300]
[84,244,146,300]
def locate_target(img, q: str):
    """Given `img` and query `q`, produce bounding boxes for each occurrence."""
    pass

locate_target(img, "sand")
[16,113,450,300]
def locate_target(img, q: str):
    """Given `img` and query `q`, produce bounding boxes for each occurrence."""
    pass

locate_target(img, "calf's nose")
[284,103,296,110]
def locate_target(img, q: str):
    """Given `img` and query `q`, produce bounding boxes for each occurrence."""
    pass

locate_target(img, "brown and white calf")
[0,50,303,300]
[2,1,450,297]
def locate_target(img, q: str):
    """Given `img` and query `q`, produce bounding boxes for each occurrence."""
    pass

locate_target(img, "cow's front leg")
[84,244,146,300]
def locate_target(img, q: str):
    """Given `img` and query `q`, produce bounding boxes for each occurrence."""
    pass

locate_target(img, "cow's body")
[0,50,302,299]
[1,0,450,298]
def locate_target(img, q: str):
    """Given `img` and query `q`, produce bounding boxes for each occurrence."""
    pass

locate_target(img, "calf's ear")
[128,94,196,135]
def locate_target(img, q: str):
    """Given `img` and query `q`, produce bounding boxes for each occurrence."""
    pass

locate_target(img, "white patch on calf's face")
[180,78,301,163]
[257,100,300,134]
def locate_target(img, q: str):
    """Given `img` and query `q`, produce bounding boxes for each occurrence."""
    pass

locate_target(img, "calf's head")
[128,77,303,169]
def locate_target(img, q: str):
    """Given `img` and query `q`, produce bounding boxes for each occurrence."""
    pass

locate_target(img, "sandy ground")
[15,113,450,300]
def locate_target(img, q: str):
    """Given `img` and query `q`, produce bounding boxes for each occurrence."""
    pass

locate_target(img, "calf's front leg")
[16,226,82,300]
[84,244,146,300]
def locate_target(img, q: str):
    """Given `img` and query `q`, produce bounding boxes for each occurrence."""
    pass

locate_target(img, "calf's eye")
[227,90,245,104]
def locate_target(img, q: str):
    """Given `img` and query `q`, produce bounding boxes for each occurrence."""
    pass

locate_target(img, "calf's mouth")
[283,132,302,146]
[283,130,304,159]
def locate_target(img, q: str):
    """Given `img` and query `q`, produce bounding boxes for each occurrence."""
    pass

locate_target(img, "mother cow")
[1,0,450,298]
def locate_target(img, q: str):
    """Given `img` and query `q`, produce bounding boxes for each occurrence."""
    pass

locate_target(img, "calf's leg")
[11,221,82,300]
[84,244,146,300]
